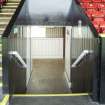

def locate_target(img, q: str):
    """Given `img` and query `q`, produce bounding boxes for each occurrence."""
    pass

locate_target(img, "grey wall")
[28,0,72,16]
[16,0,30,24]
[71,26,95,59]
[16,0,94,26]
[27,0,72,25]
[16,0,72,25]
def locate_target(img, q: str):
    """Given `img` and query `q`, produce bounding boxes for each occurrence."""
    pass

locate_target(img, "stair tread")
[0,27,5,29]
[2,8,16,11]
[1,9,16,12]
[7,2,19,4]
[0,73,2,77]
[3,5,18,7]
[0,70,2,74]
[0,28,5,31]
[0,15,12,18]
[0,16,12,19]
[0,17,11,19]
[0,69,2,78]
[0,31,4,33]
[0,12,14,14]
[0,28,5,30]
[8,0,21,3]
[0,76,2,82]
[0,24,8,26]
[0,22,9,25]
[8,2,20,4]
[0,18,11,21]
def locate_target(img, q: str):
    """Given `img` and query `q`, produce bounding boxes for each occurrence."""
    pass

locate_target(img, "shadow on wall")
[16,0,73,25]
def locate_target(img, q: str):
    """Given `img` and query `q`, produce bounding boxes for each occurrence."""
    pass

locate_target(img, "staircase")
[0,0,21,104]
[0,0,20,35]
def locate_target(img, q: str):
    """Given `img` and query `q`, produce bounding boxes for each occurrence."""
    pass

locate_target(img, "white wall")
[22,26,32,85]
[30,26,64,59]
[31,27,46,37]
[31,38,63,59]
[64,26,72,88]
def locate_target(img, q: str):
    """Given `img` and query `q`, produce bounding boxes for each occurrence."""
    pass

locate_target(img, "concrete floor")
[27,59,70,94]
[10,96,100,105]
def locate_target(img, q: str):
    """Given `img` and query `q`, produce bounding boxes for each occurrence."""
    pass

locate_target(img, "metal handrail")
[8,51,27,68]
[72,50,93,68]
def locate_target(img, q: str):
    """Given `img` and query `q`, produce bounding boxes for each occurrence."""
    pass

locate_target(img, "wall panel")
[31,38,63,59]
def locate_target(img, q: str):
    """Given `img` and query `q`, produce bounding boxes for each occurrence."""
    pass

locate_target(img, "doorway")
[4,25,99,95]
[27,26,71,94]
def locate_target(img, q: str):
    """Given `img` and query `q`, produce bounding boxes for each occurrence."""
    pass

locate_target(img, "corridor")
[27,59,70,94]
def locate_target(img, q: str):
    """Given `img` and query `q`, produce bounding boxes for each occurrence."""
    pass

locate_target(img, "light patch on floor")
[27,59,70,94]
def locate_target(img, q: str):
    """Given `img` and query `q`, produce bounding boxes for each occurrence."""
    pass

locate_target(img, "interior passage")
[27,59,70,94]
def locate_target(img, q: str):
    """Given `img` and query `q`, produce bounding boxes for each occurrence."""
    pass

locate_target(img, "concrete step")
[0,23,9,35]
[0,66,2,77]
[0,57,2,65]
[0,44,2,47]
[1,8,16,12]
[3,5,18,9]
[0,22,9,25]
[0,17,11,20]
[0,39,2,43]
[0,17,10,32]
[8,0,21,3]
[0,25,6,35]
[0,28,5,35]
[0,53,2,56]
[0,54,2,63]
[0,58,2,64]
[0,26,6,35]
[0,10,15,14]
[0,25,7,29]
[0,12,14,16]
[0,45,2,53]
[0,83,3,102]
[0,18,10,23]
[0,24,9,34]
[0,28,5,31]
[0,62,1,66]
[0,53,2,58]
[0,67,2,77]
[0,76,2,83]
[6,2,19,6]
[0,30,4,35]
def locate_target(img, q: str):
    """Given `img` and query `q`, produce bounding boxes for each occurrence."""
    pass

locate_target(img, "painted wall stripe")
[0,95,9,105]
[13,93,89,97]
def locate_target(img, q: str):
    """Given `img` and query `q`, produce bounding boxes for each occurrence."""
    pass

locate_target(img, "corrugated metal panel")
[31,38,63,58]
[46,27,64,38]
